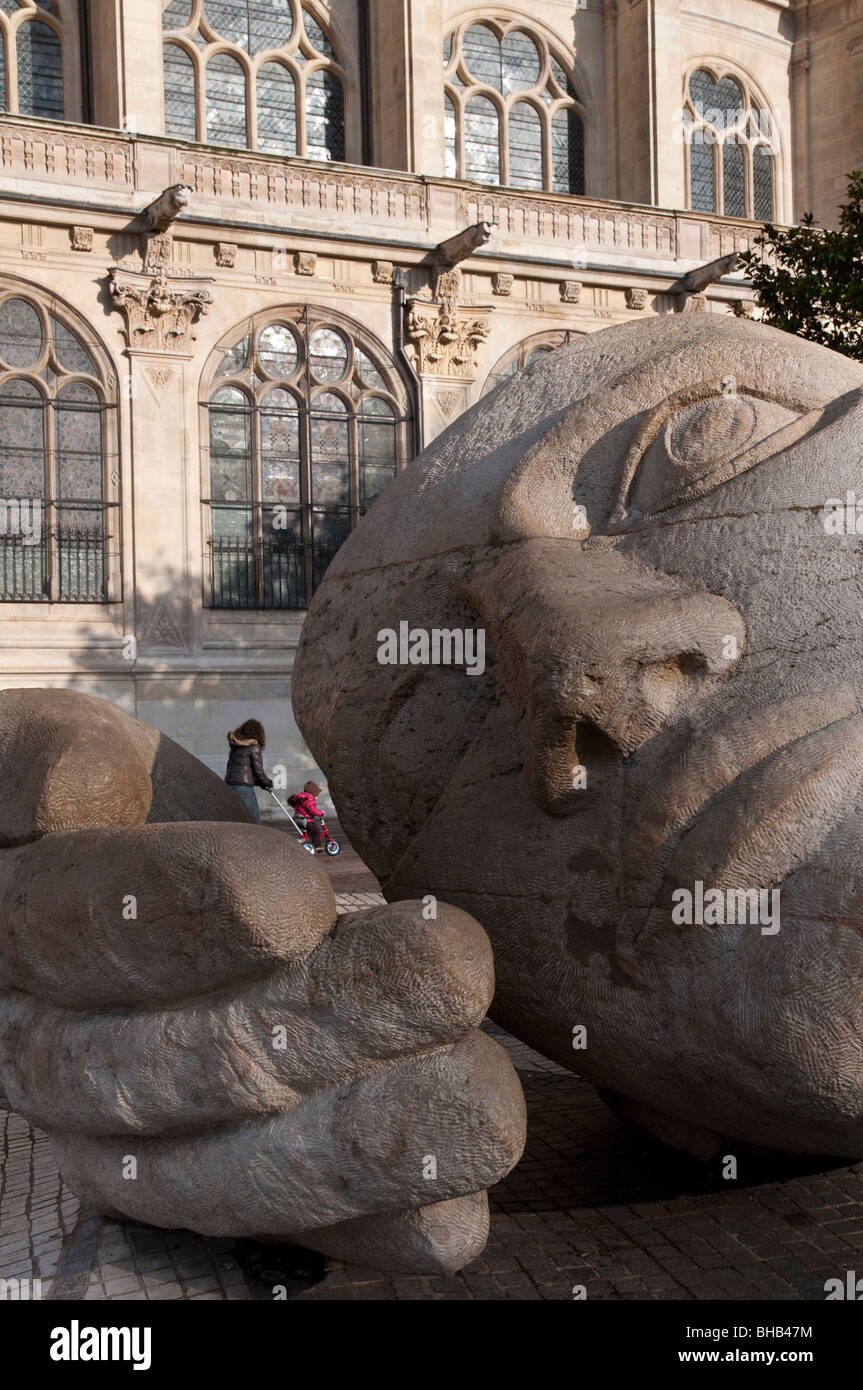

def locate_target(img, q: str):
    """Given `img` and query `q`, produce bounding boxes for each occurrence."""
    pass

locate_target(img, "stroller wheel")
[325,839,341,856]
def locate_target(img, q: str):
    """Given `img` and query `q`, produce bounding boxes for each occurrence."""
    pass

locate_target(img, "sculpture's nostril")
[525,715,620,817]
[636,651,711,720]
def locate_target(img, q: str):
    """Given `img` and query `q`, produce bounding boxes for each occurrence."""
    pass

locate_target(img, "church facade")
[0,0,859,787]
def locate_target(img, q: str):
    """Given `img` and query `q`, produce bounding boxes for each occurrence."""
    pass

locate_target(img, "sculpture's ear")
[0,688,152,845]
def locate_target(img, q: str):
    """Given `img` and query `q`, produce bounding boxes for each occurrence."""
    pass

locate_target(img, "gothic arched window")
[683,67,776,221]
[481,330,578,395]
[203,309,413,609]
[0,289,118,603]
[0,1,64,119]
[444,20,585,194]
[162,0,345,162]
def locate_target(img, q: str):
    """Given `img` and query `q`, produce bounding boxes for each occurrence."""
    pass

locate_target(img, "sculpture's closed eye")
[609,388,824,525]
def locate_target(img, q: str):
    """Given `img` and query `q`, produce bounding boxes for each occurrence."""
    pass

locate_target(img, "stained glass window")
[17,20,62,120]
[206,313,412,608]
[162,0,192,30]
[0,297,113,605]
[209,386,251,503]
[304,14,333,58]
[206,52,247,146]
[257,62,296,153]
[551,107,583,195]
[56,383,102,501]
[0,299,43,368]
[261,387,300,504]
[444,94,457,178]
[689,140,715,213]
[722,139,745,218]
[501,32,541,95]
[258,323,298,377]
[309,328,347,381]
[310,392,349,505]
[509,101,542,190]
[163,44,197,142]
[164,2,344,160]
[684,68,779,218]
[0,378,43,498]
[445,22,584,194]
[482,332,573,395]
[464,95,500,185]
[753,145,774,221]
[305,68,344,162]
[358,398,396,511]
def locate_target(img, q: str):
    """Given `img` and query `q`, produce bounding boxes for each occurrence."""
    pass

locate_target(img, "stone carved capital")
[407,297,490,377]
[108,270,213,354]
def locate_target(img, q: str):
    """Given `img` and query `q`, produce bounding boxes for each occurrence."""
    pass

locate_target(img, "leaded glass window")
[162,0,345,161]
[753,144,774,221]
[444,19,585,193]
[482,331,576,395]
[0,293,117,604]
[163,43,197,142]
[684,67,777,219]
[17,18,62,118]
[204,310,413,609]
[206,51,247,146]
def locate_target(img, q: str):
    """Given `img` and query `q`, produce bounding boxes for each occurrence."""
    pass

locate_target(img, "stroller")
[268,790,341,856]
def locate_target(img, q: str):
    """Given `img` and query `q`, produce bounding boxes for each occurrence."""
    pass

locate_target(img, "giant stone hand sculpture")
[0,689,525,1273]
[294,314,863,1160]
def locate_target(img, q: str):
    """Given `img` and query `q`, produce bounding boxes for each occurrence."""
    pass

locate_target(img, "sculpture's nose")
[467,541,745,814]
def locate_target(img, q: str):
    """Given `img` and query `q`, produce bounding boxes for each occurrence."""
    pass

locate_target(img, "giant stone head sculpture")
[294,314,863,1159]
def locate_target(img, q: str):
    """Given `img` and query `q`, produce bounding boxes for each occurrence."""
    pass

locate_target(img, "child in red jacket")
[288,781,326,851]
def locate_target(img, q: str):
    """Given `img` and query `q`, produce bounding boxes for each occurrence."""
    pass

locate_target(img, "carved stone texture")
[560,279,583,304]
[295,251,317,276]
[294,314,863,1161]
[406,298,490,377]
[0,690,525,1274]
[215,241,238,268]
[436,389,462,419]
[432,265,461,308]
[108,271,213,353]
[143,230,173,275]
[70,225,93,252]
[140,598,185,650]
[686,292,708,313]
[625,286,648,310]
[492,272,514,296]
[372,260,394,284]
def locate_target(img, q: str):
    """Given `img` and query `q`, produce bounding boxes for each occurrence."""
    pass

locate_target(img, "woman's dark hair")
[231,718,266,748]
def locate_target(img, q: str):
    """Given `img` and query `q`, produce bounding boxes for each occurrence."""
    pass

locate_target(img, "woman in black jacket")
[224,718,274,823]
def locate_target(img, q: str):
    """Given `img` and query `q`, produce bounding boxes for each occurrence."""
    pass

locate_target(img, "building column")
[116,0,165,137]
[367,0,446,176]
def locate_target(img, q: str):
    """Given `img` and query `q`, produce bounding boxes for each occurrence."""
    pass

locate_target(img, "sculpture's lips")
[624,689,863,935]
[631,686,861,867]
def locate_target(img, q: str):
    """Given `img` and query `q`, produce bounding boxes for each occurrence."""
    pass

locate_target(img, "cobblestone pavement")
[3,881,863,1300]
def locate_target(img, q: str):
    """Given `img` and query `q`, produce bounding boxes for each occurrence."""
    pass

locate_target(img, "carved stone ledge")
[108,270,213,354]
